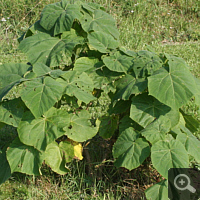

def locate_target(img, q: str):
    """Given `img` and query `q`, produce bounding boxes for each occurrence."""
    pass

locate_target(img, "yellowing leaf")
[67,138,83,160]
[74,143,83,160]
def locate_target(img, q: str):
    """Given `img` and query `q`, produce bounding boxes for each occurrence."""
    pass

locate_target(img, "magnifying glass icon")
[174,174,196,193]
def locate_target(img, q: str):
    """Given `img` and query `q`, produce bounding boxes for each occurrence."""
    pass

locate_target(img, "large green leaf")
[19,30,84,67]
[0,98,25,127]
[113,127,150,170]
[0,63,31,100]
[151,139,189,178]
[6,137,43,175]
[21,76,63,118]
[148,58,197,109]
[18,108,70,151]
[130,93,171,128]
[99,115,119,139]
[103,51,134,73]
[63,110,99,142]
[88,31,119,53]
[44,141,74,175]
[132,50,163,78]
[40,0,82,35]
[141,116,171,144]
[113,74,147,101]
[177,126,200,163]
[57,70,96,104]
[145,180,168,200]
[80,9,119,39]
[0,151,11,185]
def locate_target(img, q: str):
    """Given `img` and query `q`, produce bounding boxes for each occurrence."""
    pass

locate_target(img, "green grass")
[0,0,200,199]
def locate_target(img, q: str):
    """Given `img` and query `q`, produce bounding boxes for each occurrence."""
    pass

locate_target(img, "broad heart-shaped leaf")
[141,116,171,144]
[40,0,82,36]
[88,31,119,53]
[103,51,134,73]
[148,58,197,109]
[177,125,200,163]
[113,127,150,170]
[63,110,99,142]
[0,151,11,185]
[18,108,70,151]
[0,98,26,127]
[131,50,163,78]
[145,179,168,200]
[113,74,147,102]
[19,30,84,67]
[130,93,171,128]
[80,9,119,39]
[21,76,63,118]
[6,137,43,175]
[151,139,189,178]
[0,63,32,100]
[99,115,119,139]
[44,141,73,175]
[57,71,96,104]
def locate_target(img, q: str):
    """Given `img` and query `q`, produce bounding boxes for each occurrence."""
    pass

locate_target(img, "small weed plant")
[0,0,200,199]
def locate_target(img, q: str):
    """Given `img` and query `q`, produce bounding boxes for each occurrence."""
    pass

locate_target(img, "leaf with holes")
[57,70,96,104]
[6,137,43,175]
[0,98,26,127]
[18,108,70,151]
[21,76,63,118]
[80,9,119,39]
[64,110,99,142]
